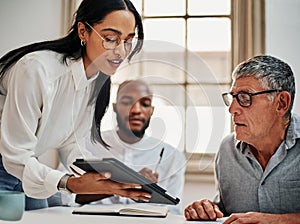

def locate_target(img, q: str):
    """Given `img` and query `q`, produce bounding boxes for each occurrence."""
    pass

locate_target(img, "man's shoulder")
[219,133,238,152]
[101,129,116,137]
[101,129,119,142]
[291,113,300,134]
[145,136,181,150]
[222,132,236,143]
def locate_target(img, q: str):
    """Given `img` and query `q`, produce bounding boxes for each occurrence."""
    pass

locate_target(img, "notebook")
[72,204,169,218]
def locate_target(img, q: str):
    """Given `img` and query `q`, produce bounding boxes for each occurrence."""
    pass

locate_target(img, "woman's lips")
[108,58,123,68]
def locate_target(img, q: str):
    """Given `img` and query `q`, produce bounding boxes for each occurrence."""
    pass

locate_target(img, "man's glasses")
[222,89,282,108]
[85,22,137,52]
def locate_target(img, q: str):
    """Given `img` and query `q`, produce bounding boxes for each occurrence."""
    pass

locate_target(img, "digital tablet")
[72,158,180,205]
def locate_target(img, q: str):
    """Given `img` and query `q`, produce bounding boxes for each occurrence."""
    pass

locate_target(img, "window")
[71,0,264,162]
[102,0,232,158]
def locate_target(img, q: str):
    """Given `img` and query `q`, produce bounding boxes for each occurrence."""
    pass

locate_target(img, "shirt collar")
[235,138,247,154]
[284,113,300,149]
[114,128,152,151]
[70,58,98,90]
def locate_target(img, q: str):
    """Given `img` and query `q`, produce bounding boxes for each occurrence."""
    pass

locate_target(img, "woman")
[0,0,150,210]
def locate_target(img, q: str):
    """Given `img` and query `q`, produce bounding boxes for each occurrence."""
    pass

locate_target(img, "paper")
[72,203,169,218]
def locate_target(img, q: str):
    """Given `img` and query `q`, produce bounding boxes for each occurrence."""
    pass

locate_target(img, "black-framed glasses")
[85,22,137,52]
[222,89,282,108]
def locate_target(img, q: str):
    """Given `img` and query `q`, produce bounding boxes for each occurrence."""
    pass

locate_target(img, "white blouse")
[0,50,97,198]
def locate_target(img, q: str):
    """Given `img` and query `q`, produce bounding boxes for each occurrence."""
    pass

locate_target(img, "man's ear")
[77,22,87,41]
[276,91,291,116]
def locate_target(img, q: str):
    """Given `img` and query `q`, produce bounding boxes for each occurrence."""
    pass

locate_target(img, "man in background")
[185,55,300,223]
[78,80,186,214]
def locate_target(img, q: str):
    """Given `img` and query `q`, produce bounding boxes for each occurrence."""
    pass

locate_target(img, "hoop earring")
[81,40,86,46]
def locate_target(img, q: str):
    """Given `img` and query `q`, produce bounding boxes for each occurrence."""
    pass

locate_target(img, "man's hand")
[184,199,224,221]
[67,172,151,202]
[139,167,158,183]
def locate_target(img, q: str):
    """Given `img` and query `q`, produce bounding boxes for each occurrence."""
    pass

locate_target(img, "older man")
[185,55,300,224]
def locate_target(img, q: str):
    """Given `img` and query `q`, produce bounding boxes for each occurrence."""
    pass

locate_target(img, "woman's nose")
[113,41,126,58]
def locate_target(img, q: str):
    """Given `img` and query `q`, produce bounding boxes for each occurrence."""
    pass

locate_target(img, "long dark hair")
[0,0,144,147]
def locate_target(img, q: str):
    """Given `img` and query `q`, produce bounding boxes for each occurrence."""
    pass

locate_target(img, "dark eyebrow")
[100,28,136,37]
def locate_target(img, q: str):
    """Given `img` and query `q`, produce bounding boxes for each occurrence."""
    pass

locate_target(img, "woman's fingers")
[67,172,152,202]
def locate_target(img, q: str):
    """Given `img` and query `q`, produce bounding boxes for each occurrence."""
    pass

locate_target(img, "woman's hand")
[66,172,151,202]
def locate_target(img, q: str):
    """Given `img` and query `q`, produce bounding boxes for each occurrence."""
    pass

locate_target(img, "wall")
[0,0,64,57]
[266,0,300,114]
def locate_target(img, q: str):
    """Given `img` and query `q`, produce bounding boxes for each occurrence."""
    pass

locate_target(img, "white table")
[0,207,225,224]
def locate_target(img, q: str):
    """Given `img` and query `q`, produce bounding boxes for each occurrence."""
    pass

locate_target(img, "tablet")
[72,158,180,205]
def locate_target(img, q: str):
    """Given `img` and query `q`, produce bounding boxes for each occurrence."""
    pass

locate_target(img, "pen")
[153,147,165,173]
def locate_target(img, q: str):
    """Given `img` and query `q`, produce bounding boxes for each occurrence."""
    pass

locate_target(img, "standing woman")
[0,0,151,210]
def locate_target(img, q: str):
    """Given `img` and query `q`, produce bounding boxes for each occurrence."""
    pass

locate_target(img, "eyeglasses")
[85,22,137,52]
[222,89,282,108]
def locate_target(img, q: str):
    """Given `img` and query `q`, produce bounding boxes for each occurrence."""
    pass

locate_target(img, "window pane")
[130,0,142,14]
[187,84,230,106]
[144,0,185,16]
[188,0,230,15]
[186,106,231,153]
[144,19,185,50]
[149,105,185,151]
[188,18,231,52]
[112,62,141,84]
[187,51,231,84]
[140,61,185,84]
[186,51,218,84]
[151,86,185,150]
[114,54,185,84]
[152,84,186,106]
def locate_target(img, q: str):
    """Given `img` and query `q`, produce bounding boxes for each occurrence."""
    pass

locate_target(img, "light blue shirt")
[214,114,300,216]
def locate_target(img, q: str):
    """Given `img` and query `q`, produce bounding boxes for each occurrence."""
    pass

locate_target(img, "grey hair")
[232,55,295,118]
